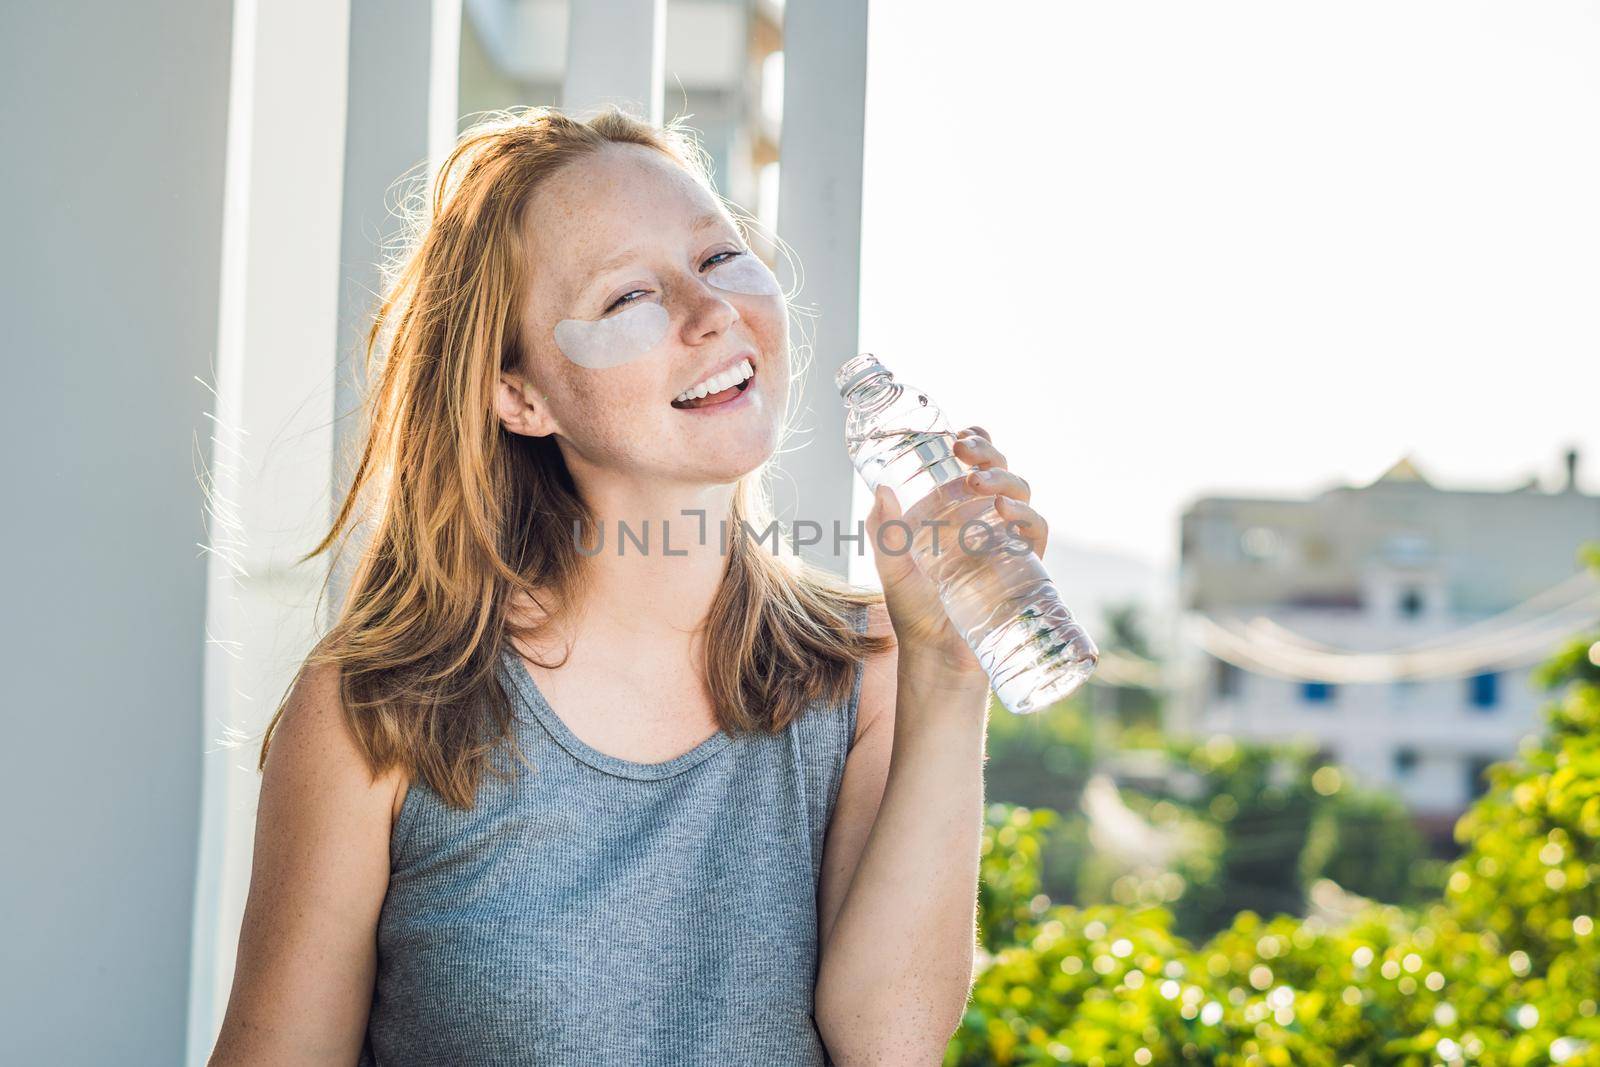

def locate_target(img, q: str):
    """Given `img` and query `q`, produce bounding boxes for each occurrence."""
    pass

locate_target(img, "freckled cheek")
[747,296,789,373]
[558,368,671,427]
[552,391,657,461]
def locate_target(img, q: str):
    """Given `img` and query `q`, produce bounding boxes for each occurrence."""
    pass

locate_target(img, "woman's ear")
[496,373,559,438]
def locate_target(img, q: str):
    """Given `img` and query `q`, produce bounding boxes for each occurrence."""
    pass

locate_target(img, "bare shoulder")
[209,658,402,1064]
[263,659,407,817]
[852,600,900,749]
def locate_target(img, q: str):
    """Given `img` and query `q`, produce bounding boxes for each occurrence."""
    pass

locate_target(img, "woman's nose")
[680,282,739,342]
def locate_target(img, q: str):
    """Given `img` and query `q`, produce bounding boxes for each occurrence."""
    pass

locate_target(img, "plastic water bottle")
[835,352,1099,713]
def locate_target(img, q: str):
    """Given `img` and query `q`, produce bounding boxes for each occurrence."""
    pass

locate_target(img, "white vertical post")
[331,0,463,618]
[189,0,459,1058]
[772,0,871,577]
[562,0,666,122]
[187,0,354,1060]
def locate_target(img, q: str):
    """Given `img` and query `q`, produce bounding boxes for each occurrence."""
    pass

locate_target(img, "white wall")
[0,3,234,1063]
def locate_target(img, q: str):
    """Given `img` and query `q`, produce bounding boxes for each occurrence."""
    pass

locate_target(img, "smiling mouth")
[670,360,756,410]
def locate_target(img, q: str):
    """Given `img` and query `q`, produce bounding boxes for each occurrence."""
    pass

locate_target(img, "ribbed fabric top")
[357,602,868,1066]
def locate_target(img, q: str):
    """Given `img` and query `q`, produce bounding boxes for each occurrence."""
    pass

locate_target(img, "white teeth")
[674,358,754,404]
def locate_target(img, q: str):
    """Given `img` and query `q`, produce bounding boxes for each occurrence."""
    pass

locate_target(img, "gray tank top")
[358,601,868,1066]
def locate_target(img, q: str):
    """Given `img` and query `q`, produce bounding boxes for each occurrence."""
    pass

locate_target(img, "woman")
[208,106,1050,1066]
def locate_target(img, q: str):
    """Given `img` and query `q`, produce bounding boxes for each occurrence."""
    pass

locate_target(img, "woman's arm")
[814,601,991,1065]
[208,661,403,1066]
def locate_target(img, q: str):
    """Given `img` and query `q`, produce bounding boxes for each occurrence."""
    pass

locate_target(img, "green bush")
[951,555,1600,1065]
[983,679,1442,935]
[1302,784,1445,907]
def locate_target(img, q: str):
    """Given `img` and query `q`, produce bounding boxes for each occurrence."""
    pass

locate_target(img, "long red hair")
[257,106,889,807]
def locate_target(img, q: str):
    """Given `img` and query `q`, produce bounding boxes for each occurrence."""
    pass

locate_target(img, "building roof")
[1369,454,1432,487]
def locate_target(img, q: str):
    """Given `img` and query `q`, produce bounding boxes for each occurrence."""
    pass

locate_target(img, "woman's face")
[502,142,789,490]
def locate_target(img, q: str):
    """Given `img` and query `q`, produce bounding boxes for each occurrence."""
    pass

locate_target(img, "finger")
[959,424,991,442]
[869,483,902,522]
[954,433,1008,470]
[965,466,1031,504]
[865,486,918,580]
[994,495,1048,557]
[865,485,907,544]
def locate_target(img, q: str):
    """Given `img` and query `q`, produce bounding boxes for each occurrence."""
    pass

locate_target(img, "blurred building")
[1173,448,1600,841]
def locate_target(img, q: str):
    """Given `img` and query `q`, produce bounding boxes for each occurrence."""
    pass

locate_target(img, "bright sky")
[856,0,1600,572]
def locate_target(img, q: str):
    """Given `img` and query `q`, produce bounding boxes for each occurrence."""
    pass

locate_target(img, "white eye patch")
[552,302,670,370]
[550,255,777,369]
[705,253,782,297]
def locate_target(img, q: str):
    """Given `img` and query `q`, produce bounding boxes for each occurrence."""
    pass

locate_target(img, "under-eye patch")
[705,253,782,297]
[552,302,670,369]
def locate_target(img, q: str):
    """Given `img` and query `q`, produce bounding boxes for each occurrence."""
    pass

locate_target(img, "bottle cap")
[835,353,889,398]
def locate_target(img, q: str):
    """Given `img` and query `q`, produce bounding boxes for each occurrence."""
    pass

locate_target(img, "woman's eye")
[702,250,744,271]
[604,250,745,311]
[605,289,650,313]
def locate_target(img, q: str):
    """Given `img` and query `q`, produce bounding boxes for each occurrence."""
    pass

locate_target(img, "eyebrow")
[580,212,732,294]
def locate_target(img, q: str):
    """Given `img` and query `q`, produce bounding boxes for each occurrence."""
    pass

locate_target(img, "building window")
[1240,526,1281,562]
[1301,681,1335,704]
[1398,587,1425,619]
[1394,747,1419,777]
[1213,659,1241,700]
[1467,671,1499,710]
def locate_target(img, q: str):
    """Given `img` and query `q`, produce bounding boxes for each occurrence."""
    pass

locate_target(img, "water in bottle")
[835,352,1098,713]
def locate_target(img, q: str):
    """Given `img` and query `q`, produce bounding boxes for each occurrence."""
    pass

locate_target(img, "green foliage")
[951,548,1600,1065]
[1165,736,1321,939]
[979,804,1063,953]
[1302,784,1446,906]
[984,715,1440,934]
[983,699,1099,814]
[1445,674,1600,994]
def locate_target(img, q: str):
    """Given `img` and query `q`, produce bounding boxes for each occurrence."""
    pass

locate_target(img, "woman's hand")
[864,426,1050,684]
